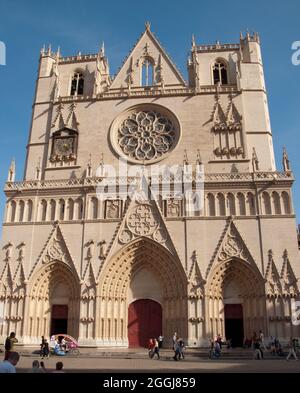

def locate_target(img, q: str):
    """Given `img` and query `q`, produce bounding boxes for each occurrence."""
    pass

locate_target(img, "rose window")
[111,106,180,163]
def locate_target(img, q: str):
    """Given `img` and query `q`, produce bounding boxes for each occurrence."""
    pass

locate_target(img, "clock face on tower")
[54,138,74,155]
[50,129,78,163]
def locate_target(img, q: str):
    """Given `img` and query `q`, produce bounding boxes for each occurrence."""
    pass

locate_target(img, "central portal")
[128,299,162,348]
[224,304,244,347]
[50,304,68,335]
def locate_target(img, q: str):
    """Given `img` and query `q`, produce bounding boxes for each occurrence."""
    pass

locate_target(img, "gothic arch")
[38,199,47,221]
[26,199,33,222]
[246,192,256,215]
[282,191,291,214]
[8,200,16,222]
[18,200,25,222]
[206,257,266,341]
[272,191,281,215]
[206,193,216,216]
[97,237,188,346]
[28,261,80,340]
[236,193,246,216]
[262,192,272,215]
[217,193,226,216]
[227,193,236,215]
[67,198,74,220]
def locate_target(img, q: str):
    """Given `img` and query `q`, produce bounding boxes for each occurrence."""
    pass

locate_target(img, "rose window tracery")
[111,106,180,163]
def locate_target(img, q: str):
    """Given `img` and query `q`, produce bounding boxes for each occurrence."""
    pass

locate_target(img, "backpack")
[5,337,12,351]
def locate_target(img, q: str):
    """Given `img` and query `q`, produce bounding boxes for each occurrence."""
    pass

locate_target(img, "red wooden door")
[128,299,162,348]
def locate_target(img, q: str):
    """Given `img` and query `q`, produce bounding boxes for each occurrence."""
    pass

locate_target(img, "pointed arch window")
[213,61,228,85]
[70,71,84,96]
[141,58,154,86]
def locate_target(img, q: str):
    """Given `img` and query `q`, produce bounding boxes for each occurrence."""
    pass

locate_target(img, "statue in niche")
[167,199,181,217]
[106,200,119,219]
[99,240,107,260]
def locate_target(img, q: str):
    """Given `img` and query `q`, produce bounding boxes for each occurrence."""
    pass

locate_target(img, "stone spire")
[157,54,164,88]
[35,157,42,181]
[99,41,105,57]
[86,155,92,178]
[196,149,202,165]
[126,57,134,90]
[7,158,15,182]
[191,34,196,48]
[145,21,151,31]
[94,42,110,95]
[252,147,259,172]
[282,146,291,172]
[183,149,189,166]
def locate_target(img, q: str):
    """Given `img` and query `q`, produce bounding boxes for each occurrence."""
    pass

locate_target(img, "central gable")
[110,23,186,90]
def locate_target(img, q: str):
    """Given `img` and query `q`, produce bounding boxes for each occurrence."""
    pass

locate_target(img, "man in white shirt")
[0,351,20,373]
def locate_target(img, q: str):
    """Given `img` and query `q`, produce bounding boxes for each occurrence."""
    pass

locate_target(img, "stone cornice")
[4,171,294,194]
[33,84,238,106]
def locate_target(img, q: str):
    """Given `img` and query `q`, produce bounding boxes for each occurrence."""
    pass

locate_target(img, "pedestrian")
[172,332,177,350]
[213,340,221,359]
[53,361,65,373]
[4,332,18,360]
[41,339,50,359]
[286,337,298,361]
[251,331,257,349]
[28,360,45,373]
[259,330,265,350]
[216,333,223,350]
[173,338,181,361]
[158,335,163,349]
[179,338,185,359]
[253,340,262,360]
[270,336,276,355]
[153,338,160,360]
[148,338,155,358]
[0,351,20,373]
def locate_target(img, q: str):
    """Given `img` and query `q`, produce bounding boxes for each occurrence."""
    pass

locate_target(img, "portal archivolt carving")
[119,202,167,245]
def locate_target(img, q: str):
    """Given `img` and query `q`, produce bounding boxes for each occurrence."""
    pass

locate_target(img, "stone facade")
[1,24,300,347]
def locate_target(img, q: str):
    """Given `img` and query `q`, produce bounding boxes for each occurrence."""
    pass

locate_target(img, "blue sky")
[0,0,299,225]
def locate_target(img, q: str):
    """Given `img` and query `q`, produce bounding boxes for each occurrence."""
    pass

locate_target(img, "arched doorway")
[206,258,266,346]
[99,237,188,347]
[28,262,80,340]
[128,299,162,347]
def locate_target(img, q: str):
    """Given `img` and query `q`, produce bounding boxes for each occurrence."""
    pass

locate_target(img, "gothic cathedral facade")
[1,24,300,347]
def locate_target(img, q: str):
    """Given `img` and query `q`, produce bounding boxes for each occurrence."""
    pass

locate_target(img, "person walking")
[179,338,185,359]
[4,332,18,360]
[216,334,223,350]
[259,330,265,350]
[173,338,181,361]
[172,332,177,350]
[158,335,163,349]
[253,340,262,360]
[153,338,160,360]
[286,337,298,361]
[0,351,20,373]
[251,331,257,349]
[148,338,155,358]
[41,339,50,359]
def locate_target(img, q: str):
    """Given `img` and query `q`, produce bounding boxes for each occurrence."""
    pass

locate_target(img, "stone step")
[16,348,288,360]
